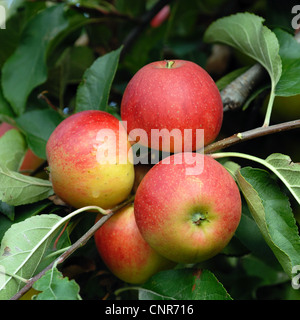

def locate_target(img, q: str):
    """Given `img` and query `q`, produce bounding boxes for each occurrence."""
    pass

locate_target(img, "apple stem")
[166,60,175,68]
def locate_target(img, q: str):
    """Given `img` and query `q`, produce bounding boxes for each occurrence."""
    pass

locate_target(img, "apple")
[0,122,14,136]
[94,204,175,284]
[46,110,135,210]
[0,122,45,175]
[150,5,171,28]
[121,60,223,154]
[134,152,242,264]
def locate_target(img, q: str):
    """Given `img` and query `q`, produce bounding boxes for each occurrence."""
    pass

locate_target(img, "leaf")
[0,129,27,171]
[241,254,288,288]
[0,200,55,247]
[1,4,69,115]
[0,163,54,206]
[274,28,300,97]
[0,83,15,120]
[216,66,250,91]
[236,167,300,278]
[139,268,232,300]
[0,214,63,300]
[15,109,64,160]
[264,153,300,205]
[32,267,81,300]
[0,201,15,221]
[203,12,282,88]
[75,46,123,113]
[203,12,282,126]
[235,203,279,266]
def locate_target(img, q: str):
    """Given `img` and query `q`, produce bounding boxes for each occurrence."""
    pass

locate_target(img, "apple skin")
[94,204,175,284]
[134,153,242,264]
[46,110,135,210]
[121,60,223,153]
[0,122,14,137]
[0,122,44,175]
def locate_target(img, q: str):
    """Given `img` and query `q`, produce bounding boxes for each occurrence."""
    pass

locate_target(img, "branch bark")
[221,63,269,112]
[203,119,300,154]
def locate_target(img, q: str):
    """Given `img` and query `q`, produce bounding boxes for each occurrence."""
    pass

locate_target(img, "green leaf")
[264,153,300,205]
[32,267,81,300]
[139,268,232,300]
[204,12,282,86]
[1,4,69,115]
[0,1,47,68]
[0,129,26,171]
[0,83,15,120]
[0,163,54,206]
[236,167,300,279]
[203,12,282,126]
[235,203,279,266]
[15,109,64,160]
[216,66,250,91]
[274,28,300,97]
[215,152,300,206]
[0,214,63,300]
[241,254,288,288]
[75,46,123,113]
[0,201,15,222]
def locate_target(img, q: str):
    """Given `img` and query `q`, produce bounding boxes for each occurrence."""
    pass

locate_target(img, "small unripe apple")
[0,122,44,175]
[134,153,242,264]
[94,204,175,284]
[121,60,223,153]
[46,110,134,210]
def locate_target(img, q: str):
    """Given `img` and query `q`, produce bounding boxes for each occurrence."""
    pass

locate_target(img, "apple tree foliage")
[0,0,300,300]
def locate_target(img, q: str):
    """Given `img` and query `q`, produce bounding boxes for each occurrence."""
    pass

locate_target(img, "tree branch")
[221,63,269,112]
[203,119,300,154]
[10,195,135,300]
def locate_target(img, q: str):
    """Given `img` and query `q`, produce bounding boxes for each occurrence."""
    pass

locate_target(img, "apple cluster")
[46,60,242,284]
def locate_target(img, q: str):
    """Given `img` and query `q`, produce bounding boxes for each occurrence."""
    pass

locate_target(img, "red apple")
[121,60,223,153]
[94,204,175,284]
[134,152,242,263]
[150,5,171,28]
[0,122,45,175]
[0,122,14,136]
[46,110,135,210]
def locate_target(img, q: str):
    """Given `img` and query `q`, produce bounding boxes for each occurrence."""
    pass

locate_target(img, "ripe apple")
[121,60,223,153]
[134,152,242,264]
[0,122,45,175]
[94,204,175,284]
[46,110,135,210]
